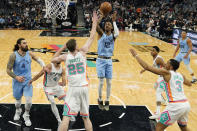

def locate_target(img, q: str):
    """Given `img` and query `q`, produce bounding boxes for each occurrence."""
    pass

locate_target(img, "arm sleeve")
[113,21,119,38]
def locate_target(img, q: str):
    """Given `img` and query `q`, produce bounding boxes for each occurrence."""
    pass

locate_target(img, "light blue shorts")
[96,58,112,79]
[12,79,33,100]
[175,53,190,65]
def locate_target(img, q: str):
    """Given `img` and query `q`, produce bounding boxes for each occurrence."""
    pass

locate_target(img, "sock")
[15,99,21,111]
[192,76,196,79]
[156,104,161,114]
[25,97,32,115]
[51,102,61,122]
[98,78,104,101]
[106,79,112,101]
[48,95,61,122]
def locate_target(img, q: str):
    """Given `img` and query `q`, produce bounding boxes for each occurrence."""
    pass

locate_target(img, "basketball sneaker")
[14,108,22,121]
[98,99,104,110]
[23,113,32,126]
[149,113,160,119]
[104,101,109,111]
[191,78,197,84]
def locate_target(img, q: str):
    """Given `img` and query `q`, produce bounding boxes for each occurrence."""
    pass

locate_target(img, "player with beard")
[6,38,45,126]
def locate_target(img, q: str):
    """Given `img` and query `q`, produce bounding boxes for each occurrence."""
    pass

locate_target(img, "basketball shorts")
[63,86,89,117]
[12,79,33,100]
[96,58,112,79]
[159,101,190,126]
[44,85,66,100]
[175,53,190,65]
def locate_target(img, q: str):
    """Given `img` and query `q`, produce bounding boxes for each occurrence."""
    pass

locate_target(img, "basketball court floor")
[0,30,197,131]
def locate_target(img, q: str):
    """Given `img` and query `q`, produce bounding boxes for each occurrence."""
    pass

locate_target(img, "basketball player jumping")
[173,31,197,83]
[6,38,45,126]
[130,48,191,131]
[141,46,167,119]
[51,11,98,131]
[29,62,75,125]
[96,11,119,111]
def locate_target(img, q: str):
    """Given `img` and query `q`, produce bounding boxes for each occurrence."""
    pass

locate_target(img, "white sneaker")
[14,108,22,120]
[149,113,160,119]
[23,113,32,126]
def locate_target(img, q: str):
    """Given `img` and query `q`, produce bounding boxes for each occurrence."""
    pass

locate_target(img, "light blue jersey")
[98,33,114,57]
[13,51,32,80]
[175,38,190,65]
[12,51,32,99]
[179,38,189,53]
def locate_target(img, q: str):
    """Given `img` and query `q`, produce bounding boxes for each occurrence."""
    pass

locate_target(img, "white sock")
[106,79,112,101]
[25,97,32,115]
[51,103,61,122]
[156,105,161,114]
[192,76,196,79]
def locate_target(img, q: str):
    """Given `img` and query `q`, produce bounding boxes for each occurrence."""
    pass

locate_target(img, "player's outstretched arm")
[182,74,192,86]
[29,51,45,67]
[80,11,98,53]
[59,68,66,86]
[29,64,51,85]
[51,44,67,63]
[96,11,104,37]
[173,40,180,58]
[130,48,170,76]
[112,11,119,39]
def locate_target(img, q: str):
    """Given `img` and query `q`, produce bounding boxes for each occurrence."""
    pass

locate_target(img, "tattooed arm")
[6,53,24,82]
[6,53,16,79]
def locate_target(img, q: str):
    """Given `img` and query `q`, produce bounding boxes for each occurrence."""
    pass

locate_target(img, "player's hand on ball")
[15,76,25,83]
[130,48,137,57]
[112,11,117,22]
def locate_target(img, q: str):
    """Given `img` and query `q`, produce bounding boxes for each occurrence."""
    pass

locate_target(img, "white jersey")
[153,55,164,78]
[65,52,88,87]
[44,63,63,87]
[153,55,163,69]
[165,71,187,103]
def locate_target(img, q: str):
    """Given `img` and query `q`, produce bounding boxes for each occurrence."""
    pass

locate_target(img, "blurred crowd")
[0,0,77,29]
[0,0,197,40]
[83,0,197,39]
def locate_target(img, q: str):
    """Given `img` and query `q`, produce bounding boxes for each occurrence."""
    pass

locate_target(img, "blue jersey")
[13,51,32,81]
[179,38,189,53]
[98,33,114,57]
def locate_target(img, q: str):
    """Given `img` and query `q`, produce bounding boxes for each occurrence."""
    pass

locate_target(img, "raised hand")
[92,11,98,23]
[112,11,117,22]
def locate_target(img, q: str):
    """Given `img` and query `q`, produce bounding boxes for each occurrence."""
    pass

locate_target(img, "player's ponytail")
[13,38,25,51]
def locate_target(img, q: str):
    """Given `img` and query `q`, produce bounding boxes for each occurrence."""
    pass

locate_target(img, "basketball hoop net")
[45,0,69,20]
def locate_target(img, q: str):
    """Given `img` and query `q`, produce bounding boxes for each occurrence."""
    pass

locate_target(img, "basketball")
[100,2,112,15]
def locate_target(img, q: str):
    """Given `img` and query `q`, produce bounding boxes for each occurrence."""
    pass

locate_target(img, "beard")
[21,46,28,52]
